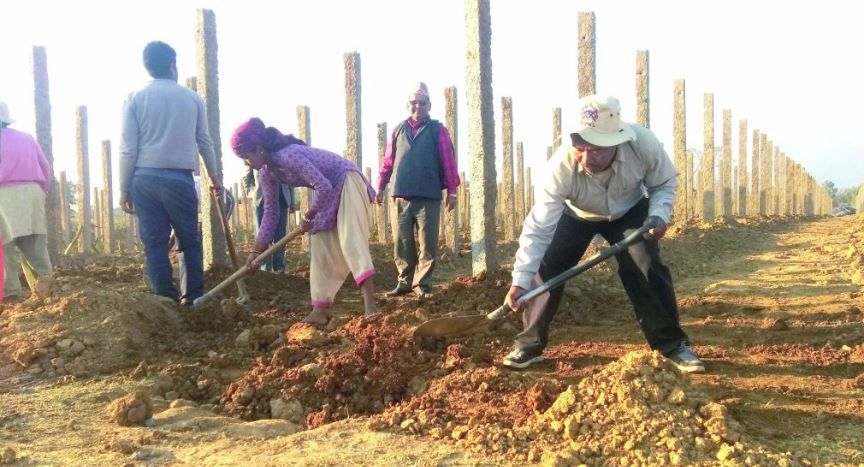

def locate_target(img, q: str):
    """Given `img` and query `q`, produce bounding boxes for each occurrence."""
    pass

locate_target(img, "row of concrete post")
[28,3,831,277]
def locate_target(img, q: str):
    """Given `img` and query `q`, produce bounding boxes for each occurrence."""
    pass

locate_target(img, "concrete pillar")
[577,11,596,97]
[32,46,61,261]
[459,171,468,230]
[672,80,687,223]
[719,109,732,218]
[58,171,70,245]
[781,153,790,216]
[750,129,760,217]
[496,182,503,227]
[93,188,102,250]
[465,0,498,275]
[773,145,781,216]
[737,119,747,216]
[75,106,91,255]
[686,150,695,220]
[701,93,714,221]
[344,52,362,169]
[526,167,534,210]
[765,139,774,216]
[759,133,768,215]
[501,97,515,241]
[296,105,311,252]
[635,50,649,128]
[101,140,114,254]
[375,122,390,245]
[552,107,562,152]
[516,142,525,225]
[732,163,738,214]
[196,8,229,268]
[443,86,459,254]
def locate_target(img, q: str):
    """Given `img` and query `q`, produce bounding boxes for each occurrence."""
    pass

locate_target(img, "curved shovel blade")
[412,314,490,339]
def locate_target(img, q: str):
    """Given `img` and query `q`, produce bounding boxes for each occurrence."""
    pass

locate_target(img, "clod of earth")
[106,390,154,426]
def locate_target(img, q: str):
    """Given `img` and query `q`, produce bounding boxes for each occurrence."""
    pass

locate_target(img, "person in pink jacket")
[0,100,53,301]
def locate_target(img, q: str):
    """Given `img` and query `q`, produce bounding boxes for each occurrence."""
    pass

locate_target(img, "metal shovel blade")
[412,305,510,339]
[413,314,489,338]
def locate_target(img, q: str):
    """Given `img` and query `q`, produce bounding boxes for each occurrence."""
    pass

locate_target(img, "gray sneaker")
[502,347,545,369]
[667,343,705,373]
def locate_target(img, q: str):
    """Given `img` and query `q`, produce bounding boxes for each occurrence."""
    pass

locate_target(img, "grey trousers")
[391,197,441,291]
[4,234,53,298]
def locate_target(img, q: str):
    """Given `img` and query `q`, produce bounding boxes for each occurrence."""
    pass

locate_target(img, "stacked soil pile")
[221,314,433,428]
[378,351,804,466]
[1,286,185,377]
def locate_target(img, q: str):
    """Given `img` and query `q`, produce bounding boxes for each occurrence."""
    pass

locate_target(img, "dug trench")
[0,215,862,465]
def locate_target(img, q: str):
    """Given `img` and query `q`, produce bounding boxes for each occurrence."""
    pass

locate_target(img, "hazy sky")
[2,0,862,205]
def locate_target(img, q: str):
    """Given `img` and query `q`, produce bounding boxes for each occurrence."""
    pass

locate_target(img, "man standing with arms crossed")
[120,41,221,306]
[376,82,459,299]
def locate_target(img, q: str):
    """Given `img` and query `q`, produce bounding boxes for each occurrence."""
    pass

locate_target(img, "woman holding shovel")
[231,117,377,325]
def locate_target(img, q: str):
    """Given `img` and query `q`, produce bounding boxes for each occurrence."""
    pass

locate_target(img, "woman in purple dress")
[231,118,376,325]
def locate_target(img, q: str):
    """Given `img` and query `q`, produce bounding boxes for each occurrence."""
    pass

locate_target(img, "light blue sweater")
[119,79,217,192]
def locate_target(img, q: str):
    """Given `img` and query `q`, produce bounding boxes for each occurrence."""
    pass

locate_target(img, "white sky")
[1,0,862,206]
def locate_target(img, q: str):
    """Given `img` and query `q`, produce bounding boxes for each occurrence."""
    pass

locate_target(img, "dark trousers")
[130,173,202,301]
[254,196,288,272]
[515,198,688,356]
[392,197,441,291]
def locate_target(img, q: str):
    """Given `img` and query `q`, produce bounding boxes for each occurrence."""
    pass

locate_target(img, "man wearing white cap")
[502,95,704,373]
[0,100,54,302]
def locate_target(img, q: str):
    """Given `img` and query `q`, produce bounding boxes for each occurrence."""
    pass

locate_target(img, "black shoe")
[502,347,545,369]
[384,285,412,297]
[666,342,705,373]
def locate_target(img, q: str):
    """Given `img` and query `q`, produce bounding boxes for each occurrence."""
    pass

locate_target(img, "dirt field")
[1,214,862,466]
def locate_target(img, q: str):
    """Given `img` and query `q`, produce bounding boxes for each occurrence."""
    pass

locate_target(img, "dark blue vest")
[392,119,444,200]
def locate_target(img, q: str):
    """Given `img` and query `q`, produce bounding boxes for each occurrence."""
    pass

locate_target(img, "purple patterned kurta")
[254,144,375,252]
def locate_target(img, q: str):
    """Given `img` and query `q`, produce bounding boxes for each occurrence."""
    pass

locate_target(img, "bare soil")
[1,214,862,466]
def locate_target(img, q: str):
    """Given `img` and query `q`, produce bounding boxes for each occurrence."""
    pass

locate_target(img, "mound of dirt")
[1,287,185,377]
[377,351,805,466]
[222,314,431,427]
[106,390,154,426]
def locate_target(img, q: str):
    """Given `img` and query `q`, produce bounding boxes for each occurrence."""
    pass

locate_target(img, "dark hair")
[142,41,176,79]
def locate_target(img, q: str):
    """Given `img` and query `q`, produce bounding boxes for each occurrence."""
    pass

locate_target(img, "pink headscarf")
[230,117,305,158]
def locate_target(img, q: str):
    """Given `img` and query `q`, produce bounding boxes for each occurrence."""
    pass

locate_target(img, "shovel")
[212,189,251,304]
[193,226,305,307]
[412,225,650,339]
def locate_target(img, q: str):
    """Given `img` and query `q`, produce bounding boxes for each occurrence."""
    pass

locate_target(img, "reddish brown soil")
[1,214,863,465]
